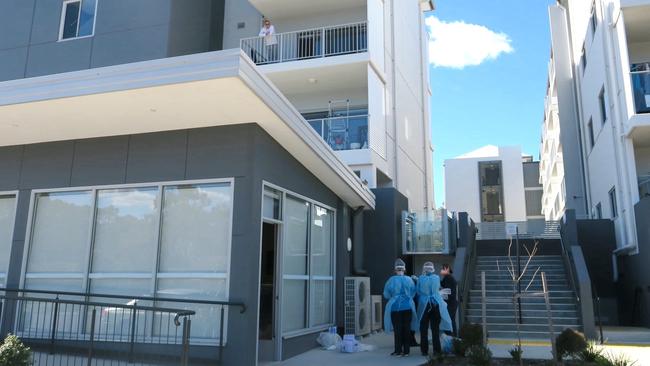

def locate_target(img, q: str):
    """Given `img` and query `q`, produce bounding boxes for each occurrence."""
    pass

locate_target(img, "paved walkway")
[262,327,650,366]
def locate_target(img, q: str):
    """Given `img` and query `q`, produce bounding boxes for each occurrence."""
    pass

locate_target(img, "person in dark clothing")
[383,259,417,357]
[416,262,452,357]
[440,263,458,336]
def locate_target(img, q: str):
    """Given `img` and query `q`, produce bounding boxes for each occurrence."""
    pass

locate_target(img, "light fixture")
[347,238,352,252]
[308,78,318,84]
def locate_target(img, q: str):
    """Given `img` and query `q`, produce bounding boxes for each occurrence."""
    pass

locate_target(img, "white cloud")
[425,16,514,69]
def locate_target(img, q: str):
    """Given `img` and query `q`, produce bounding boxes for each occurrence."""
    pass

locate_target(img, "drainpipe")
[418,9,432,210]
[602,2,638,255]
[390,0,399,191]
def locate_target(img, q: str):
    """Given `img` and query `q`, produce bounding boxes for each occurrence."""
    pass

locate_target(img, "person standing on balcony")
[383,259,417,357]
[259,18,278,62]
[440,264,458,336]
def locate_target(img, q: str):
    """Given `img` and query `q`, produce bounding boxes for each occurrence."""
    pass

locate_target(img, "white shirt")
[259,25,277,45]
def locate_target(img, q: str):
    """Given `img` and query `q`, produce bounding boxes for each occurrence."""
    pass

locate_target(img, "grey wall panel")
[0,0,35,50]
[94,0,171,34]
[10,190,32,243]
[523,162,542,188]
[167,0,217,57]
[90,26,169,68]
[70,136,129,186]
[125,130,187,183]
[0,146,23,190]
[29,0,66,45]
[19,141,74,189]
[25,39,92,78]
[222,0,261,49]
[0,47,28,82]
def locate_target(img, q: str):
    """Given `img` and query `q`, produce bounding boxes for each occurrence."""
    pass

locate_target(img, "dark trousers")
[447,302,458,336]
[420,303,441,355]
[391,310,412,354]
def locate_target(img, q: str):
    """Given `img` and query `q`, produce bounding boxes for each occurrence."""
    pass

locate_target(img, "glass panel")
[91,188,158,273]
[62,1,81,39]
[309,280,332,327]
[310,206,332,276]
[28,191,93,273]
[281,279,307,332]
[283,197,309,275]
[263,190,281,220]
[21,278,84,338]
[159,183,232,273]
[0,195,16,275]
[156,278,227,340]
[77,0,96,37]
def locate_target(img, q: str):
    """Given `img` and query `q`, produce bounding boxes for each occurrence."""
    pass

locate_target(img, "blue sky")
[427,0,555,207]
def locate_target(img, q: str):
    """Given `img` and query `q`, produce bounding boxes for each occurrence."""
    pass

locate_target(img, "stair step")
[466,303,577,310]
[467,309,579,318]
[480,323,580,332]
[466,315,580,325]
[467,297,577,304]
[487,329,581,339]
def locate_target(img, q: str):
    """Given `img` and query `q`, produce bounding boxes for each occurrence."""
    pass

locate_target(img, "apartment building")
[542,0,650,327]
[0,0,435,364]
[444,145,543,224]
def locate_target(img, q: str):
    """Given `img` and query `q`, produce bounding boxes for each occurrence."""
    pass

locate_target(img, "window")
[589,5,597,35]
[599,87,607,124]
[581,45,587,73]
[59,0,97,40]
[22,180,234,342]
[587,118,595,148]
[609,187,618,218]
[0,194,17,287]
[279,192,335,334]
[595,203,602,219]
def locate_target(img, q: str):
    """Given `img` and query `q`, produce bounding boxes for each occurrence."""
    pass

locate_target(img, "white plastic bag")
[440,334,455,354]
[317,332,342,351]
[340,334,358,353]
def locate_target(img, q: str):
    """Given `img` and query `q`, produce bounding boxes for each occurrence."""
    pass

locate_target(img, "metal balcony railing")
[638,174,650,198]
[307,115,369,151]
[631,68,650,114]
[241,22,368,65]
[402,209,452,254]
[475,220,561,241]
[0,287,246,366]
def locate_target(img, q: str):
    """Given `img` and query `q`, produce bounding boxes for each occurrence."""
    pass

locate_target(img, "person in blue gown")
[416,262,453,357]
[383,258,417,357]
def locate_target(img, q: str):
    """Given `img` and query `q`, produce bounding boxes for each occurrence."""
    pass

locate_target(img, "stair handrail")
[457,220,478,328]
[558,227,580,304]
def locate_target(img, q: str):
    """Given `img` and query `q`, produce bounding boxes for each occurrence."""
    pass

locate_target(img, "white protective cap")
[394,258,406,271]
[423,262,435,274]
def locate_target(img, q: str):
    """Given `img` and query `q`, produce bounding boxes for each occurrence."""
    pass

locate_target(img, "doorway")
[258,222,279,361]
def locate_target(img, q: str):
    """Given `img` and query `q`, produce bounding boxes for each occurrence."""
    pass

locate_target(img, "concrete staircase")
[466,255,582,339]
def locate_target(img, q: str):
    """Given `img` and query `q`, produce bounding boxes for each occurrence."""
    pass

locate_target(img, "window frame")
[19,178,234,344]
[0,191,19,287]
[587,117,595,149]
[589,3,597,37]
[609,187,618,218]
[58,0,98,42]
[599,86,607,125]
[595,202,602,219]
[260,181,337,340]
[581,44,587,74]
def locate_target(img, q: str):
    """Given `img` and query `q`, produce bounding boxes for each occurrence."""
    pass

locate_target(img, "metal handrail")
[0,287,247,313]
[557,229,580,304]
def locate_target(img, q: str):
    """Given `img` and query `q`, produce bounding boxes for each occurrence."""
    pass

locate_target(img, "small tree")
[0,334,31,366]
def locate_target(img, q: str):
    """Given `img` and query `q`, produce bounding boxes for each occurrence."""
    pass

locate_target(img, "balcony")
[240,22,367,66]
[402,209,452,254]
[631,67,650,114]
[306,114,368,151]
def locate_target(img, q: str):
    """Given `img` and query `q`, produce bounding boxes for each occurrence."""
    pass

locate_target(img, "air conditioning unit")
[371,295,383,331]
[344,277,371,336]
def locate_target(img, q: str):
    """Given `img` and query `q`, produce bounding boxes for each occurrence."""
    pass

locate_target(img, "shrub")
[459,323,484,347]
[0,334,31,366]
[578,341,605,363]
[452,338,467,357]
[555,328,587,361]
[601,352,637,366]
[466,345,492,366]
[509,345,523,363]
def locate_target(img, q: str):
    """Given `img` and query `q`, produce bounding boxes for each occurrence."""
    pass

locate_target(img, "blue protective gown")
[416,273,453,332]
[382,275,418,332]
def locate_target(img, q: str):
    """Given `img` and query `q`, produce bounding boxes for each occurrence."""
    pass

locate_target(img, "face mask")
[396,270,404,276]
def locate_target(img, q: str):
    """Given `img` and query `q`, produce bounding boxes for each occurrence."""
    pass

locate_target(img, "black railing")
[0,288,246,366]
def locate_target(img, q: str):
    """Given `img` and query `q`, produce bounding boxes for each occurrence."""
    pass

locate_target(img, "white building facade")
[543,0,650,253]
[444,145,543,224]
[233,0,436,211]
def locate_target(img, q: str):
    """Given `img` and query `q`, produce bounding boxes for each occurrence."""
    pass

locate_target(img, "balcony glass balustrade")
[240,22,368,65]
[631,63,650,114]
[306,114,369,151]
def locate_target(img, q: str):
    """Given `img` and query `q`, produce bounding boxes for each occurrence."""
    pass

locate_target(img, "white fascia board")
[0,49,375,209]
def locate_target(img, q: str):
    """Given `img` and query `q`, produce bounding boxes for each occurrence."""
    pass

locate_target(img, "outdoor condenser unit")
[371,295,383,331]
[344,277,371,336]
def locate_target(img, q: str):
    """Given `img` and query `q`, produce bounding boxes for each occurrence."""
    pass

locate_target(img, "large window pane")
[61,2,80,39]
[284,197,309,275]
[159,184,232,273]
[156,278,227,340]
[310,206,332,276]
[28,191,92,273]
[282,280,307,332]
[91,188,158,273]
[0,195,16,277]
[309,280,332,327]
